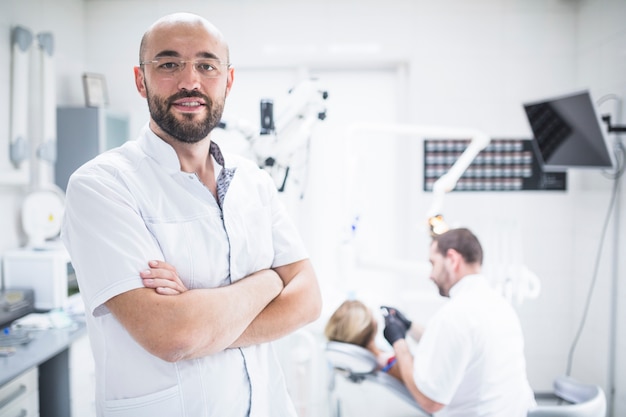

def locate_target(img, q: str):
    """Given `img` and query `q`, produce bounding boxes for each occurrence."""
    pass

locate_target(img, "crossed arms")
[106,258,321,362]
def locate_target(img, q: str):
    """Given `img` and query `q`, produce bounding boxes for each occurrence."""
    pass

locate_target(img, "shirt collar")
[209,141,227,168]
[449,274,486,298]
[138,125,228,175]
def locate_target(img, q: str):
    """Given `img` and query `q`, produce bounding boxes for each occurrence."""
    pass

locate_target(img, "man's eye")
[159,61,180,70]
[197,63,216,72]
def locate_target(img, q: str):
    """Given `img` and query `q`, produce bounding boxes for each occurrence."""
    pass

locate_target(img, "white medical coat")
[61,126,306,417]
[413,274,536,417]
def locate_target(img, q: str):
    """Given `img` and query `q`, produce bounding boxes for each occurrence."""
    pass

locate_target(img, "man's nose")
[177,63,202,90]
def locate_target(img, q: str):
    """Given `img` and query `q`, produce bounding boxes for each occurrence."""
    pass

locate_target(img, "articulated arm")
[345,122,491,234]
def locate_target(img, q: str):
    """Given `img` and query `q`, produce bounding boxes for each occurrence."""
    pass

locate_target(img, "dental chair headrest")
[325,341,378,382]
[325,341,431,415]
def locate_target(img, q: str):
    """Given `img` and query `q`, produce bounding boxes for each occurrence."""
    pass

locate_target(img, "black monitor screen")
[523,90,615,172]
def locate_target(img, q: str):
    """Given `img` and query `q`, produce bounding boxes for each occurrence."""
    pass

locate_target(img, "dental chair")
[325,341,432,417]
[529,376,606,417]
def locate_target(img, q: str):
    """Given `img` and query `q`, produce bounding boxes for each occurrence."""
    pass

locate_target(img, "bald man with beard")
[62,13,321,417]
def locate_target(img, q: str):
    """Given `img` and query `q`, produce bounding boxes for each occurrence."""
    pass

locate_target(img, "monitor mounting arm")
[601,115,626,133]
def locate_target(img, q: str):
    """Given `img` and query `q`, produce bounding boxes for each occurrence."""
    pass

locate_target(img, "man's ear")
[134,66,147,98]
[224,66,234,97]
[445,249,462,271]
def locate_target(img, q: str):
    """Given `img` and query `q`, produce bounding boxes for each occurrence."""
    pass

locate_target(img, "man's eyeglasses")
[140,57,230,78]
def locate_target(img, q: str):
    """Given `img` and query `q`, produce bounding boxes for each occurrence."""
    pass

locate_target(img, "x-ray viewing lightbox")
[523,90,616,172]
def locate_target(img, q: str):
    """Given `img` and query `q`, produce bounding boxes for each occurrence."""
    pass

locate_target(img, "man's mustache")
[167,91,210,107]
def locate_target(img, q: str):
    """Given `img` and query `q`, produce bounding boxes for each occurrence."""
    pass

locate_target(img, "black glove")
[381,305,412,330]
[383,313,407,346]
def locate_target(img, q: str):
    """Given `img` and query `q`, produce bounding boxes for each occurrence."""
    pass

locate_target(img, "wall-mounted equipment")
[523,90,617,172]
[9,26,33,170]
[423,138,567,192]
[6,25,57,187]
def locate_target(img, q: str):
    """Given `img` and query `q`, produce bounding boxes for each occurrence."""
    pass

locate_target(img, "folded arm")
[107,267,283,362]
[231,258,321,347]
[140,258,322,350]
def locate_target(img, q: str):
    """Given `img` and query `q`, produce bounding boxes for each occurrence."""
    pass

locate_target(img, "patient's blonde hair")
[324,300,377,348]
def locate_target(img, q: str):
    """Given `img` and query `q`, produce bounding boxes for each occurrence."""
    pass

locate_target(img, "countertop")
[0,319,87,386]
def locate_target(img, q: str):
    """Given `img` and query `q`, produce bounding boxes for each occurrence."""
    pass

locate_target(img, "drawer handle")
[0,384,27,409]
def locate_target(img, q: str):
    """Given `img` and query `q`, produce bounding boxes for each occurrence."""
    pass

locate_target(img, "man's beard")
[147,88,224,144]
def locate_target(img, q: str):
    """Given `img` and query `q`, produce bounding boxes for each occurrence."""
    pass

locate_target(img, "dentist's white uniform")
[413,275,536,417]
[62,126,305,417]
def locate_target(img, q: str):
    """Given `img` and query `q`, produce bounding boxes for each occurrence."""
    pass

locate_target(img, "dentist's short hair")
[432,227,483,265]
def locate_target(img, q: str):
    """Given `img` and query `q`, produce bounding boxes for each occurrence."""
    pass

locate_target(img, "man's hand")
[383,313,408,346]
[140,260,188,295]
[382,305,412,329]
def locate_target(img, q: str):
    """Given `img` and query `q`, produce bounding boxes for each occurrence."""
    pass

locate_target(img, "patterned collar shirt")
[61,125,307,417]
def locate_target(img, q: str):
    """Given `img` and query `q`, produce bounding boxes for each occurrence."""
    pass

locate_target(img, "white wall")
[1,0,624,415]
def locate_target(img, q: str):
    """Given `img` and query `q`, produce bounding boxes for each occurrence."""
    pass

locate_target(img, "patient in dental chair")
[324,300,422,382]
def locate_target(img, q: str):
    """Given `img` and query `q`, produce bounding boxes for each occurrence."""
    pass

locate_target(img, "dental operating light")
[345,123,491,235]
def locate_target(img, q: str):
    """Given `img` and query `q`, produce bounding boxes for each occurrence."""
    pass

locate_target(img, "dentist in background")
[383,228,535,416]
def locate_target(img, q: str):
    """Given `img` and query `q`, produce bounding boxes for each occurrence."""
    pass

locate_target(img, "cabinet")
[0,367,39,417]
[0,324,88,417]
[55,107,129,192]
